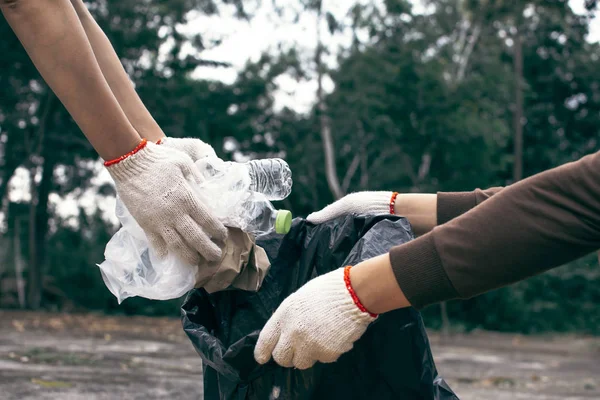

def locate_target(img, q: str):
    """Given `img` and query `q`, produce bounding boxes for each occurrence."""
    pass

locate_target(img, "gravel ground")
[0,310,598,399]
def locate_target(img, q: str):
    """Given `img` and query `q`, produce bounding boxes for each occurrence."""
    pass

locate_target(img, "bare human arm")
[1,0,140,160]
[68,0,217,161]
[1,0,227,264]
[68,0,165,142]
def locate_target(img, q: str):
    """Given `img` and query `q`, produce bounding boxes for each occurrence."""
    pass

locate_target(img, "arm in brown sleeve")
[390,151,600,309]
[437,187,505,225]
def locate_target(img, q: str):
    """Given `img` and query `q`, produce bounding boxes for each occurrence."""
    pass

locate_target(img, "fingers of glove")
[165,138,216,161]
[305,210,331,224]
[309,192,379,223]
[316,334,357,364]
[147,233,168,259]
[254,314,283,365]
[163,151,226,242]
[292,350,317,370]
[271,337,295,368]
[306,202,345,224]
[190,140,217,160]
[177,215,222,262]
[186,192,228,242]
[317,347,345,364]
[174,155,205,185]
[164,228,201,265]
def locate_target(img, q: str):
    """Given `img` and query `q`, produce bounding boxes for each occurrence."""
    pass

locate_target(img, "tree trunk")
[26,147,56,310]
[27,166,41,309]
[456,23,481,83]
[513,29,524,182]
[315,2,343,200]
[0,132,24,208]
[25,93,56,310]
[14,217,26,309]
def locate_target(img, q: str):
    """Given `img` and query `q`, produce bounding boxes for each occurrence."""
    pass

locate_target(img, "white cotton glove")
[158,136,217,162]
[306,191,396,224]
[254,267,377,370]
[107,141,227,265]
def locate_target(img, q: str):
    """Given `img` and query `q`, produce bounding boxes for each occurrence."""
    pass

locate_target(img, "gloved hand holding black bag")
[182,214,459,400]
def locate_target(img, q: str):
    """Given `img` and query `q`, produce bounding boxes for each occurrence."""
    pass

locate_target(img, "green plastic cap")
[275,210,292,234]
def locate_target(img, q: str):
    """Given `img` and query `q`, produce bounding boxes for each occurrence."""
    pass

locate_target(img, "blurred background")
[1,0,599,398]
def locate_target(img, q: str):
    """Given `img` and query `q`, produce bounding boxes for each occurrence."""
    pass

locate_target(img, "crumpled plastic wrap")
[99,227,197,303]
[181,214,460,400]
[99,224,270,303]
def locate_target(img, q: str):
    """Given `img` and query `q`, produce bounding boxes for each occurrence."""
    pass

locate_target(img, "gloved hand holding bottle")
[105,140,228,265]
[101,155,293,303]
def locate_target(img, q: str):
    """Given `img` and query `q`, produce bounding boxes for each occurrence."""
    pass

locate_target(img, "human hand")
[106,140,227,265]
[306,192,398,224]
[254,266,377,370]
[158,136,217,162]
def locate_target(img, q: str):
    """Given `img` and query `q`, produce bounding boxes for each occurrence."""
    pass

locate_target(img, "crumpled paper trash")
[196,227,271,293]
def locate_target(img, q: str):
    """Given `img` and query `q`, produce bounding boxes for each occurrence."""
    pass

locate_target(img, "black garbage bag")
[182,214,460,400]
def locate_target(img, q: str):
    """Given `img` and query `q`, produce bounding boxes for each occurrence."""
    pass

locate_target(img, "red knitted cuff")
[389,192,399,215]
[343,266,378,318]
[104,139,148,167]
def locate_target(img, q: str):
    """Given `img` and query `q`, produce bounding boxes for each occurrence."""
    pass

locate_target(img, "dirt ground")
[0,310,598,400]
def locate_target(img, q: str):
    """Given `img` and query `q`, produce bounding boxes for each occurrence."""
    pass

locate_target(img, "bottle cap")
[275,210,292,234]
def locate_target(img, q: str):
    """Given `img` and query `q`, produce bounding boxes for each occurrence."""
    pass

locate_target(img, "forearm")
[70,0,165,142]
[393,188,504,235]
[393,194,437,235]
[386,151,600,310]
[1,0,141,160]
[350,253,410,314]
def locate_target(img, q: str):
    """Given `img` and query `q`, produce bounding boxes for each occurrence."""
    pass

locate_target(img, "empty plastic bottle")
[190,157,292,236]
[219,191,292,236]
[114,160,292,237]
[196,157,292,201]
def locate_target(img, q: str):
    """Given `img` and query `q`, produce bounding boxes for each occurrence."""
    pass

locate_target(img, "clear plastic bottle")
[114,157,293,237]
[191,157,292,236]
[226,191,292,236]
[195,158,292,201]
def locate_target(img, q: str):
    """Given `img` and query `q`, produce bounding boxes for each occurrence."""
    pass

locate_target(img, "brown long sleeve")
[390,151,600,309]
[437,187,504,224]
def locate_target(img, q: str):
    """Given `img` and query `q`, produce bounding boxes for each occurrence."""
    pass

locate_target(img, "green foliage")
[1,0,599,331]
[423,254,600,334]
